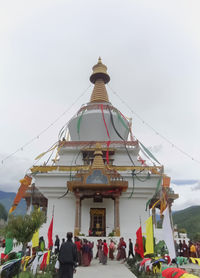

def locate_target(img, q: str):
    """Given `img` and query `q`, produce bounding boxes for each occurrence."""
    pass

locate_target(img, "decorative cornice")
[31,165,163,174]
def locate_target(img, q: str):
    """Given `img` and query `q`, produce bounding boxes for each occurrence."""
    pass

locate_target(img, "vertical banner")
[162,207,176,259]
[144,216,154,255]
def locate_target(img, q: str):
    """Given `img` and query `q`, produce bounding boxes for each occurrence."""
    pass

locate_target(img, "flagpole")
[52,205,55,217]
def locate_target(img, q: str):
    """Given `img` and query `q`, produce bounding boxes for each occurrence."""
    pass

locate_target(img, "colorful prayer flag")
[9,175,32,214]
[47,216,53,249]
[32,230,39,248]
[144,216,154,255]
[5,238,13,254]
[135,226,144,258]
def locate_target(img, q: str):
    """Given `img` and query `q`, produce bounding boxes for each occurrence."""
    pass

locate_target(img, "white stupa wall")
[57,149,83,165]
[68,110,129,141]
[39,195,76,243]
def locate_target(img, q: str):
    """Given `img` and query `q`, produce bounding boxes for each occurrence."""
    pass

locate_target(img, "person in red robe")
[117,238,126,261]
[75,237,82,266]
[109,240,115,260]
[102,240,108,265]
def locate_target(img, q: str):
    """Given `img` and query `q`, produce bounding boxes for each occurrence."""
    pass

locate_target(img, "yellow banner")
[144,216,154,255]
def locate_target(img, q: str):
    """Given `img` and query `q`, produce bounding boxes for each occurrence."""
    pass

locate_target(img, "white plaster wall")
[68,109,129,141]
[39,196,76,247]
[114,149,140,166]
[58,149,83,165]
[81,198,114,236]
[35,174,72,198]
[119,197,150,243]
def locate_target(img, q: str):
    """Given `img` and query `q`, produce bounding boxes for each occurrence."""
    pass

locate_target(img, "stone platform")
[75,259,136,278]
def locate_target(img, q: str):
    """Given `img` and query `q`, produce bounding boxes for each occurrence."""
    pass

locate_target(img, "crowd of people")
[55,234,135,268]
[175,240,200,258]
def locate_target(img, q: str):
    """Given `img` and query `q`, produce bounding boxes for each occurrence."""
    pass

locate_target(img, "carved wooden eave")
[67,167,128,193]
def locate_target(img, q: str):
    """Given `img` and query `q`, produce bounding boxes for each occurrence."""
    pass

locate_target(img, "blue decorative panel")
[86,170,108,184]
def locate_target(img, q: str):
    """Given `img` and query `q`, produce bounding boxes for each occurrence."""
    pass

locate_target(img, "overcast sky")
[0,0,200,210]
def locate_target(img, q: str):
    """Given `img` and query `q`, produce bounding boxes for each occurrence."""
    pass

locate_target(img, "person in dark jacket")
[128,238,134,259]
[58,232,78,278]
[55,235,60,255]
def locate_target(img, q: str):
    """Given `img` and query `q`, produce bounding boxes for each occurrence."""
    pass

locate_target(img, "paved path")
[75,259,136,278]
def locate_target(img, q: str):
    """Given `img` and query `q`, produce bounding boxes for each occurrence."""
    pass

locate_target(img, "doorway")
[90,208,106,236]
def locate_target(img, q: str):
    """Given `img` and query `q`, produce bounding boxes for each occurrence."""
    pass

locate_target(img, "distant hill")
[172,206,200,240]
[0,190,26,216]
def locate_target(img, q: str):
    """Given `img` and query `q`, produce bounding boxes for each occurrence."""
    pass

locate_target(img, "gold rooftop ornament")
[90,57,110,103]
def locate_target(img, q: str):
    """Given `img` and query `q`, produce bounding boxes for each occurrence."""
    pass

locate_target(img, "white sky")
[0,0,200,210]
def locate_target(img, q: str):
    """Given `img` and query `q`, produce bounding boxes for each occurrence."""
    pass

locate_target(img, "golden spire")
[91,143,105,169]
[90,58,110,103]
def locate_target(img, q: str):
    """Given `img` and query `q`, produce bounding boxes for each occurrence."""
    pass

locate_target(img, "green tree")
[1,207,45,254]
[0,203,8,221]
[193,232,200,242]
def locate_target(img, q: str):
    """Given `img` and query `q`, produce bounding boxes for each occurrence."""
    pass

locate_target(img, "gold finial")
[90,57,110,84]
[90,58,110,103]
[91,143,105,169]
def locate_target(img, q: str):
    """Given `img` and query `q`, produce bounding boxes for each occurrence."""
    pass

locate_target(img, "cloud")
[0,153,32,192]
[171,181,200,211]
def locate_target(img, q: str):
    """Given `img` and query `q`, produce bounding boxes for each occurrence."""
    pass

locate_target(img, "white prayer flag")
[162,206,176,259]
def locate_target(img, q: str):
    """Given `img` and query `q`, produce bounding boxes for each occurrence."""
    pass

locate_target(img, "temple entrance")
[90,208,106,236]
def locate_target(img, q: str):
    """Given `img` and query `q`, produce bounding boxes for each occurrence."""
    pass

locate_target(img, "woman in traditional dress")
[82,240,91,266]
[98,239,103,263]
[109,240,115,260]
[117,237,127,261]
[120,237,127,260]
[88,241,94,264]
[102,240,108,265]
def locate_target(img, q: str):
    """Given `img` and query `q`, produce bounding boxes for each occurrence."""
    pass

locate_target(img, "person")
[98,239,103,263]
[109,240,115,260]
[128,239,134,259]
[190,242,197,258]
[182,240,188,257]
[178,240,183,257]
[88,241,94,263]
[75,237,82,266]
[55,235,60,255]
[61,238,65,246]
[39,236,45,251]
[82,240,91,266]
[102,240,108,265]
[117,237,126,261]
[58,232,78,278]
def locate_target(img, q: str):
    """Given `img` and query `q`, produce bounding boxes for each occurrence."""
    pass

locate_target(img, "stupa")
[24,58,178,241]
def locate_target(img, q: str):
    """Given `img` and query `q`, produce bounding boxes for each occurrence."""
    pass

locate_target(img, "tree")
[0,203,8,221]
[193,232,200,242]
[1,207,45,254]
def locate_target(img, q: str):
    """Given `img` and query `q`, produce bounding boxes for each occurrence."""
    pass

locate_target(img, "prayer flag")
[162,206,176,259]
[135,226,144,258]
[40,251,48,270]
[5,238,13,254]
[9,175,32,214]
[32,230,39,248]
[48,216,53,249]
[32,207,40,247]
[144,216,154,255]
